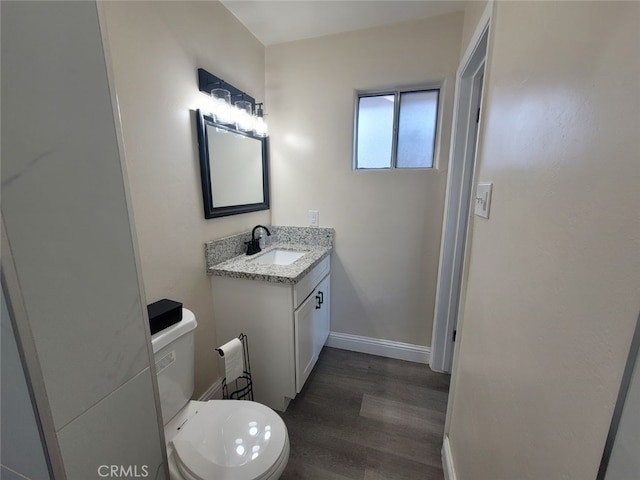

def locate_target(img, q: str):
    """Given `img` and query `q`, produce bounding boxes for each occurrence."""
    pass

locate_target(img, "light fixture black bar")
[197,68,256,108]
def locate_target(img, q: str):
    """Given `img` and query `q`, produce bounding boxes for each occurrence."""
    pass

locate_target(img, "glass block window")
[354,88,439,169]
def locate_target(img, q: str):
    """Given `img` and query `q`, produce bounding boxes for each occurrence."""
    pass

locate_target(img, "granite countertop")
[208,243,332,284]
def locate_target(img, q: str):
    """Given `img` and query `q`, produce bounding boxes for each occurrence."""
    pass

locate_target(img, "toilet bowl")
[151,309,289,480]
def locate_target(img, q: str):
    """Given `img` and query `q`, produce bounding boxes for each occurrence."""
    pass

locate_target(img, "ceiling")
[220,0,465,46]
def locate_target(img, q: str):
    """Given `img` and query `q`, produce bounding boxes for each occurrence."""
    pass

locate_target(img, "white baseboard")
[442,435,457,480]
[198,378,224,401]
[326,331,430,364]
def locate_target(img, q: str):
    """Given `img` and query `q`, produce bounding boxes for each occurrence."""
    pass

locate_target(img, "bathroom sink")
[251,249,307,266]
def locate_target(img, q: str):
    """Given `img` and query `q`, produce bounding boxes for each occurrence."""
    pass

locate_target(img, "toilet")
[151,308,289,480]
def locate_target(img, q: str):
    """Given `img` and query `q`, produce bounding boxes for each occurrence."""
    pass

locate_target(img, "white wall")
[459,0,488,60]
[266,12,463,347]
[2,1,165,477]
[447,1,640,478]
[101,1,267,396]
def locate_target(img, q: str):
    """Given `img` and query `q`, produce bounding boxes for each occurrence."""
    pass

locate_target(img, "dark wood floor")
[278,347,450,480]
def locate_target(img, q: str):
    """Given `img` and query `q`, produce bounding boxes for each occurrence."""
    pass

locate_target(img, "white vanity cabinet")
[294,272,330,393]
[212,255,330,411]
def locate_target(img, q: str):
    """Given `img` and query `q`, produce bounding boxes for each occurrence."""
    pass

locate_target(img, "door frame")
[438,6,495,478]
[430,6,491,375]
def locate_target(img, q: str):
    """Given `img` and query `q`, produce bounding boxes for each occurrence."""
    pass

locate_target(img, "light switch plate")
[308,210,319,227]
[474,183,493,219]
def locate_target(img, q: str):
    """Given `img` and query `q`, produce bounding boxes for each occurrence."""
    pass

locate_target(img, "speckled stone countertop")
[206,226,334,284]
[209,243,331,284]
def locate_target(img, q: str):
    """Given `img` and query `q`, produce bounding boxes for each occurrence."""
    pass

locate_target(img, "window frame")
[353,85,442,171]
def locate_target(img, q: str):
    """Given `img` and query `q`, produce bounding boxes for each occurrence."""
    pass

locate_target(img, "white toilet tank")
[150,308,197,425]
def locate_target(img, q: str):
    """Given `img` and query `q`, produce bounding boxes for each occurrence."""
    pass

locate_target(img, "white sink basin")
[251,249,307,266]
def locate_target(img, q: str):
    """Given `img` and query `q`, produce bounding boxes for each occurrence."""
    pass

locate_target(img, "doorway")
[430,21,490,374]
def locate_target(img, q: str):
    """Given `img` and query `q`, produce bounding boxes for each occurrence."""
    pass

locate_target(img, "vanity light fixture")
[197,67,268,138]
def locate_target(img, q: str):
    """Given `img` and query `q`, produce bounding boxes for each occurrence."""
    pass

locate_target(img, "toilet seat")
[170,400,288,480]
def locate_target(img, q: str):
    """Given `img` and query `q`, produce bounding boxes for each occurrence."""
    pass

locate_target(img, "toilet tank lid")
[151,308,197,353]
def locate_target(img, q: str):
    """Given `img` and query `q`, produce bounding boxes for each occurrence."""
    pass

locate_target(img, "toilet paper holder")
[216,333,253,401]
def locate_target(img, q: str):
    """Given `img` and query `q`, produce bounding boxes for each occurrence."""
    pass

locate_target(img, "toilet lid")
[171,400,287,480]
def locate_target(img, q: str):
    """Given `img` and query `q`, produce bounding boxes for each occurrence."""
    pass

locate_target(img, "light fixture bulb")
[254,116,268,137]
[254,103,268,137]
[234,100,253,133]
[211,88,232,124]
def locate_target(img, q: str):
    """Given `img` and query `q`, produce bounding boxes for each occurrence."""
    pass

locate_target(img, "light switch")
[474,183,493,219]
[308,210,319,227]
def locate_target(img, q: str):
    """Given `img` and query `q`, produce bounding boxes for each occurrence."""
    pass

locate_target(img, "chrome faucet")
[245,225,271,255]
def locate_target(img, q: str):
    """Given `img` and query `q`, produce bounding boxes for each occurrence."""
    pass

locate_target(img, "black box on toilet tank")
[147,299,182,335]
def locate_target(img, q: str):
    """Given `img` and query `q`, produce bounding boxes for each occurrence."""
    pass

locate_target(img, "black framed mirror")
[196,109,269,219]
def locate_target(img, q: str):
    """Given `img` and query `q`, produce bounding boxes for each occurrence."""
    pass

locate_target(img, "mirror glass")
[196,109,269,218]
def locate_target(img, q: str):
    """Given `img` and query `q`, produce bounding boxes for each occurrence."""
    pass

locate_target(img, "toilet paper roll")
[217,338,244,383]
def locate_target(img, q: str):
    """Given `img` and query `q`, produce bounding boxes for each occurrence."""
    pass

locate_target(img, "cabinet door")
[315,274,331,357]
[294,290,320,393]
